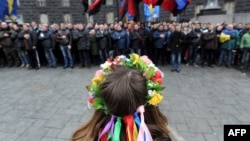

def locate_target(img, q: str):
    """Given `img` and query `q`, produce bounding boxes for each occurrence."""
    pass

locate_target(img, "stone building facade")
[17,0,250,24]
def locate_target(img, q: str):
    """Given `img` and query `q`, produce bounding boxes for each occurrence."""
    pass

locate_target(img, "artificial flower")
[148,91,163,105]
[140,55,152,64]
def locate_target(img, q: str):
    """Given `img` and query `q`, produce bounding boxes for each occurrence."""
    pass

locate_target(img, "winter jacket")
[240,32,250,49]
[202,30,218,50]
[188,29,202,46]
[153,30,166,48]
[23,30,38,50]
[90,35,99,55]
[170,31,185,53]
[112,30,129,49]
[0,28,12,48]
[57,29,72,45]
[130,30,141,49]
[220,29,239,50]
[38,30,54,49]
[12,29,25,51]
[96,29,110,50]
[77,29,90,50]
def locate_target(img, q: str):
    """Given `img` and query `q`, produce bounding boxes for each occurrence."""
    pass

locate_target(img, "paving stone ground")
[0,65,249,141]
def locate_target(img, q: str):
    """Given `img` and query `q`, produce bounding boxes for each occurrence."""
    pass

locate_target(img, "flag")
[173,0,192,16]
[88,0,106,15]
[127,0,136,16]
[9,0,19,19]
[161,0,176,12]
[0,0,19,21]
[81,0,89,14]
[144,4,160,22]
[120,0,140,21]
[0,0,8,21]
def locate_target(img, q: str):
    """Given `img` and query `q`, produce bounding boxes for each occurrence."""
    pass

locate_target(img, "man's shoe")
[63,66,68,69]
[20,64,25,68]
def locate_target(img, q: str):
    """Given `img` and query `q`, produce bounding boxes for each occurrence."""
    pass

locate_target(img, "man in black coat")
[77,24,90,68]
[96,24,109,63]
[129,24,142,55]
[38,24,57,68]
[169,25,184,72]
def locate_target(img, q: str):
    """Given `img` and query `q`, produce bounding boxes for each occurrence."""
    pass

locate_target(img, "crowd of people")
[0,20,249,72]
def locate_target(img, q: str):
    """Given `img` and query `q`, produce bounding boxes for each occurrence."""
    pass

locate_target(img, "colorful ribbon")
[98,115,115,141]
[136,105,153,141]
[113,117,122,141]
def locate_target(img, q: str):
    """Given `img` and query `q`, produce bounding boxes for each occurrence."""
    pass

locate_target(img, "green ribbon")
[113,117,122,141]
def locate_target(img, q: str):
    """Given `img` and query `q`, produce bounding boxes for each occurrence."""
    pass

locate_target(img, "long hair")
[72,66,170,141]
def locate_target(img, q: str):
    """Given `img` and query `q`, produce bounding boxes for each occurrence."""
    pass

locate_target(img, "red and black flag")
[81,0,89,14]
[88,0,106,16]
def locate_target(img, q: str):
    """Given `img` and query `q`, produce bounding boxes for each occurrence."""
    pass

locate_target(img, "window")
[62,0,70,7]
[106,12,114,24]
[40,14,49,24]
[63,14,72,23]
[106,0,113,5]
[16,14,24,24]
[223,1,235,15]
[195,4,204,17]
[37,0,46,6]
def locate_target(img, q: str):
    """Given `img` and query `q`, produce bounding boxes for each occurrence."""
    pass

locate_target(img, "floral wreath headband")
[87,53,165,114]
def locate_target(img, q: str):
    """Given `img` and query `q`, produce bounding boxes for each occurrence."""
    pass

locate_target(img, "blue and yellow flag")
[0,0,19,21]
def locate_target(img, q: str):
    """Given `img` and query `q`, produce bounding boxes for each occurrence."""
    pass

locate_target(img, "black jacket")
[77,29,90,50]
[130,30,141,49]
[57,29,72,45]
[170,31,185,53]
[96,29,110,50]
[38,30,53,49]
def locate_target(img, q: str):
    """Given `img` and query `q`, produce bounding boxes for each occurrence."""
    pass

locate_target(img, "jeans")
[171,52,181,70]
[44,48,56,67]
[79,50,90,66]
[17,50,29,65]
[130,48,141,55]
[60,45,73,67]
[99,49,108,62]
[187,44,198,64]
[241,48,250,66]
[219,49,232,63]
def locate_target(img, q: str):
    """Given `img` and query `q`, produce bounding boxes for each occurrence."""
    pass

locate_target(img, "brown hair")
[72,66,170,141]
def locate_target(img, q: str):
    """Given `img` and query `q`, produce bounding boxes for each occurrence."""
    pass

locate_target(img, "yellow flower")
[92,75,103,85]
[148,91,163,105]
[132,53,140,65]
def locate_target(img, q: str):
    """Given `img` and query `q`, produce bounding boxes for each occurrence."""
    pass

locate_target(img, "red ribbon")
[123,115,135,141]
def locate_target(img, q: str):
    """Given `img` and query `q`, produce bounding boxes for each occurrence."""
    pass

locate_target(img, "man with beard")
[0,22,20,67]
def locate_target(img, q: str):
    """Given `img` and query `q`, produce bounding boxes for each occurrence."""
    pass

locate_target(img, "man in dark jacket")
[153,24,166,65]
[0,22,20,67]
[201,23,218,67]
[11,24,30,68]
[23,24,40,70]
[129,24,142,55]
[96,24,109,63]
[57,23,74,69]
[169,25,184,72]
[38,24,57,68]
[186,21,202,67]
[112,24,129,55]
[76,24,90,68]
